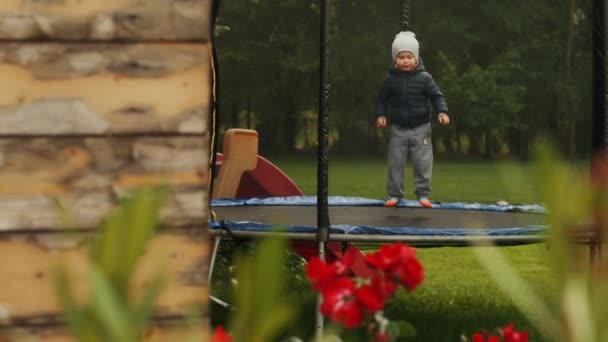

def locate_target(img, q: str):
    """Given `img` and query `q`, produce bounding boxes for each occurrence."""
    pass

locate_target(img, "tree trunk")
[484,130,491,157]
[469,129,483,156]
[457,132,463,155]
[507,128,522,158]
[569,120,576,157]
[231,103,239,128]
[443,134,454,154]
[246,100,252,129]
[285,103,298,154]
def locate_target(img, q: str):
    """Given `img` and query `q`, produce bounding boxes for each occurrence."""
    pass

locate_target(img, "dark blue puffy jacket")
[375,62,448,128]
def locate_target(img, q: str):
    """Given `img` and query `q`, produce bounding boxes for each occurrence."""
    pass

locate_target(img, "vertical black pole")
[593,0,608,158]
[207,0,221,217]
[591,0,607,268]
[316,0,331,339]
[401,0,410,31]
[317,0,331,247]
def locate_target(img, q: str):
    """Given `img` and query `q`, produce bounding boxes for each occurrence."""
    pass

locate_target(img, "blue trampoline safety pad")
[211,196,546,214]
[209,221,547,236]
[210,196,548,237]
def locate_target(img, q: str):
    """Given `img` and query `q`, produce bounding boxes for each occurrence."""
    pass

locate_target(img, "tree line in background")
[215,0,592,160]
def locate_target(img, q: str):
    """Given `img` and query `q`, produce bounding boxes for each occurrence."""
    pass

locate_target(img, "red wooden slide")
[213,129,374,277]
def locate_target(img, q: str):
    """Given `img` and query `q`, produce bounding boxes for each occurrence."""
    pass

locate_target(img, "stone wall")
[0,1,213,340]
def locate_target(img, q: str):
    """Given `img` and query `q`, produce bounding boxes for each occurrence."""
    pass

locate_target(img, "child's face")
[394,51,417,72]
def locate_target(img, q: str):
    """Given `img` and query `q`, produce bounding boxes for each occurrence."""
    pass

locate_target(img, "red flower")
[211,325,232,342]
[307,248,356,290]
[471,324,528,342]
[355,284,386,313]
[320,277,364,328]
[307,257,339,290]
[370,275,398,300]
[306,243,425,331]
[472,333,486,342]
[335,247,358,274]
[374,330,392,341]
[366,242,424,291]
[502,323,528,342]
[365,242,417,270]
[472,333,500,342]
[389,256,424,291]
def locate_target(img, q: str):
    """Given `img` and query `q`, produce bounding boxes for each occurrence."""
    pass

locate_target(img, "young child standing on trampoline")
[375,31,450,208]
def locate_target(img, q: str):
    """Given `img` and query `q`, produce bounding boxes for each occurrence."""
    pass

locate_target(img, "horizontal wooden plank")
[0,0,211,41]
[0,322,208,342]
[0,230,210,322]
[0,230,209,323]
[0,137,208,230]
[0,43,210,135]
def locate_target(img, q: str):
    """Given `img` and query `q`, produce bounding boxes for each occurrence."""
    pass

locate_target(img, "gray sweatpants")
[386,123,433,199]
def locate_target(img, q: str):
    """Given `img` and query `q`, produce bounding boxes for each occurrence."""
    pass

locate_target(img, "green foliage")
[438,50,525,129]
[471,142,608,341]
[227,236,296,342]
[534,143,594,280]
[54,187,167,342]
[215,0,592,158]
[533,144,608,341]
[215,0,319,154]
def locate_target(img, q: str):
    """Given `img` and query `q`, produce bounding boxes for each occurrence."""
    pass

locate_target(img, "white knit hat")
[391,31,419,62]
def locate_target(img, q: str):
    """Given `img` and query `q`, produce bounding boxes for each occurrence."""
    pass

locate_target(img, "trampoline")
[206,195,553,311]
[206,0,608,332]
[210,196,547,247]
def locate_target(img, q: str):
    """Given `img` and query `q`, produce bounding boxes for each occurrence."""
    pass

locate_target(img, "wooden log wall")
[0,1,213,340]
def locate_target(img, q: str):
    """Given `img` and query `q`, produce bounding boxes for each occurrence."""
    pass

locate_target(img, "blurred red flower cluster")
[472,323,528,342]
[211,325,232,342]
[306,242,424,330]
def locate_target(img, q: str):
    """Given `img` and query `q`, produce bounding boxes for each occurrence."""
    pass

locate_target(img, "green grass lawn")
[277,157,559,341]
[274,157,540,204]
[213,157,562,341]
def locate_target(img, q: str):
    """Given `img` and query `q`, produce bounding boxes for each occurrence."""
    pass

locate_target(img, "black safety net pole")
[317,0,331,252]
[316,0,332,339]
[591,0,608,268]
[593,0,608,158]
[401,0,410,31]
[207,0,221,221]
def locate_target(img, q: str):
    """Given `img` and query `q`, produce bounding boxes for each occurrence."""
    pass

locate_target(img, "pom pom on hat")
[391,31,419,62]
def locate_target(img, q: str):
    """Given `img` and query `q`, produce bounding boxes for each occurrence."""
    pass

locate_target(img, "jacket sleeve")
[425,73,449,114]
[374,76,390,117]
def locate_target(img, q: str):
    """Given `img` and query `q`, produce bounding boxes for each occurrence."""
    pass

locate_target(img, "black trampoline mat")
[212,206,545,229]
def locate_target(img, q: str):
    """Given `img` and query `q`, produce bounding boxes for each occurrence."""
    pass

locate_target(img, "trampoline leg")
[315,240,326,341]
[208,236,222,286]
[210,295,233,310]
[208,236,236,311]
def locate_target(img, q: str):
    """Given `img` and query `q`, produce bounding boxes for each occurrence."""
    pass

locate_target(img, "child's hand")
[376,116,387,128]
[438,113,450,125]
